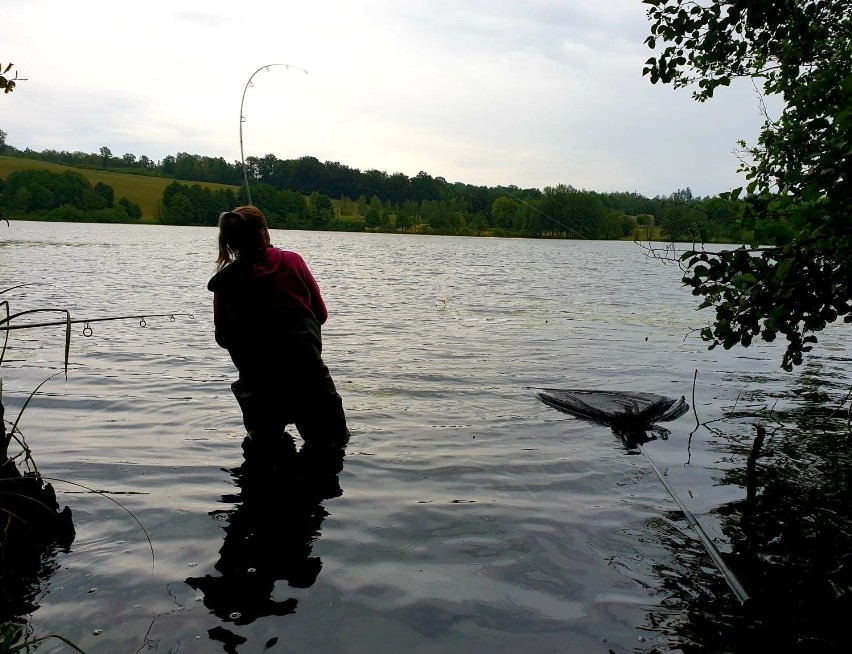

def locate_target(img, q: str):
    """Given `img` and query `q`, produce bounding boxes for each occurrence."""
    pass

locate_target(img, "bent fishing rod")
[239,63,308,206]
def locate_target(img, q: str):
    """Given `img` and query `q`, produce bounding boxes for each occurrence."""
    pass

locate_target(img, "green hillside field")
[0,156,239,221]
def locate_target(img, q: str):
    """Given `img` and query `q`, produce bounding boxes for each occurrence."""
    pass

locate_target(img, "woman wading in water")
[208,205,349,460]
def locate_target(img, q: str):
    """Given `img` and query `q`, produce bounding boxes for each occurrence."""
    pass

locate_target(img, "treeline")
[4,144,541,213]
[0,169,142,223]
[155,178,745,242]
[158,182,337,231]
[1,142,747,241]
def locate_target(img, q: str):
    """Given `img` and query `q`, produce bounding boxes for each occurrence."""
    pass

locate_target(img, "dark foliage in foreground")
[644,0,852,369]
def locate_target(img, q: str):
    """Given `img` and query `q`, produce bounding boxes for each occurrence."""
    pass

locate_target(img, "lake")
[1,221,850,653]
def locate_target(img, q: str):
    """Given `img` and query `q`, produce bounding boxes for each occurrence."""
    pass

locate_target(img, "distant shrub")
[41,203,139,224]
[117,197,142,220]
[0,168,138,223]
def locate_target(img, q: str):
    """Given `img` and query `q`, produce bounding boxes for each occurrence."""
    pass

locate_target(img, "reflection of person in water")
[207,205,350,458]
[186,446,344,650]
[197,205,350,650]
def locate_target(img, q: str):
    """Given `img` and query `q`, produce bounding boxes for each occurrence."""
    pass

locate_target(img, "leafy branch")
[643,0,852,369]
[0,62,26,95]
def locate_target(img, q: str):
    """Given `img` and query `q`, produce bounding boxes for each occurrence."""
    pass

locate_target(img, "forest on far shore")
[0,137,748,242]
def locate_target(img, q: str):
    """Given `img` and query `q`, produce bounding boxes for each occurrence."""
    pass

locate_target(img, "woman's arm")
[296,256,328,324]
[213,293,228,348]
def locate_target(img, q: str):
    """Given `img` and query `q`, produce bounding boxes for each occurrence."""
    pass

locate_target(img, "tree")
[99,146,112,167]
[386,172,411,204]
[160,181,236,226]
[467,211,488,236]
[364,205,381,230]
[161,155,176,176]
[83,187,108,211]
[27,183,54,211]
[657,189,706,241]
[175,152,201,180]
[0,128,6,152]
[396,200,417,232]
[411,171,443,202]
[117,196,142,221]
[364,195,383,230]
[93,181,115,208]
[644,0,852,370]
[396,212,414,232]
[601,211,635,240]
[539,184,605,238]
[635,214,655,240]
[339,194,355,216]
[309,191,334,229]
[491,196,519,230]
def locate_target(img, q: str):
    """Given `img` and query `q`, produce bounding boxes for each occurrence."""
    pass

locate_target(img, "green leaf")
[775,260,792,279]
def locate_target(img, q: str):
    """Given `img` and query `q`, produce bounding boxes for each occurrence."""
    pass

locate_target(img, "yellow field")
[0,156,239,220]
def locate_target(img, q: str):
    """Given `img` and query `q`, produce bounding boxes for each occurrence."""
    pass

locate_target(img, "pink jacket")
[208,246,328,352]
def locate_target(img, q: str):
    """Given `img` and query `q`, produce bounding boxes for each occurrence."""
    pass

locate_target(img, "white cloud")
[2,0,767,197]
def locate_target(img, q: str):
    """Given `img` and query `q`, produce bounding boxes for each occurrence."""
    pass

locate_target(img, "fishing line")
[239,63,308,206]
[499,188,589,239]
[630,436,750,605]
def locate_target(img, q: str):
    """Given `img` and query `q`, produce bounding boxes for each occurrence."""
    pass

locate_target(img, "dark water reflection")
[0,543,71,646]
[186,438,344,651]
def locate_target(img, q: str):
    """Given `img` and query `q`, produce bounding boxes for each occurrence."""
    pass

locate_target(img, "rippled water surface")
[2,222,850,653]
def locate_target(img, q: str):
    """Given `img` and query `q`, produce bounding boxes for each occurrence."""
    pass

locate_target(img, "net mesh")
[538,389,688,428]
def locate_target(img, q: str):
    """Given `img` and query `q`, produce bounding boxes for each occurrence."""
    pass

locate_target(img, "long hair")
[216,205,271,270]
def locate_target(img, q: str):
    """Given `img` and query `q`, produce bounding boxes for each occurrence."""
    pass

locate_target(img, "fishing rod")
[239,63,308,206]
[0,313,194,336]
[236,64,577,240]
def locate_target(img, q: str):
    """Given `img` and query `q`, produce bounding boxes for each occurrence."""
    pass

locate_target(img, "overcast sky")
[3,0,770,197]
